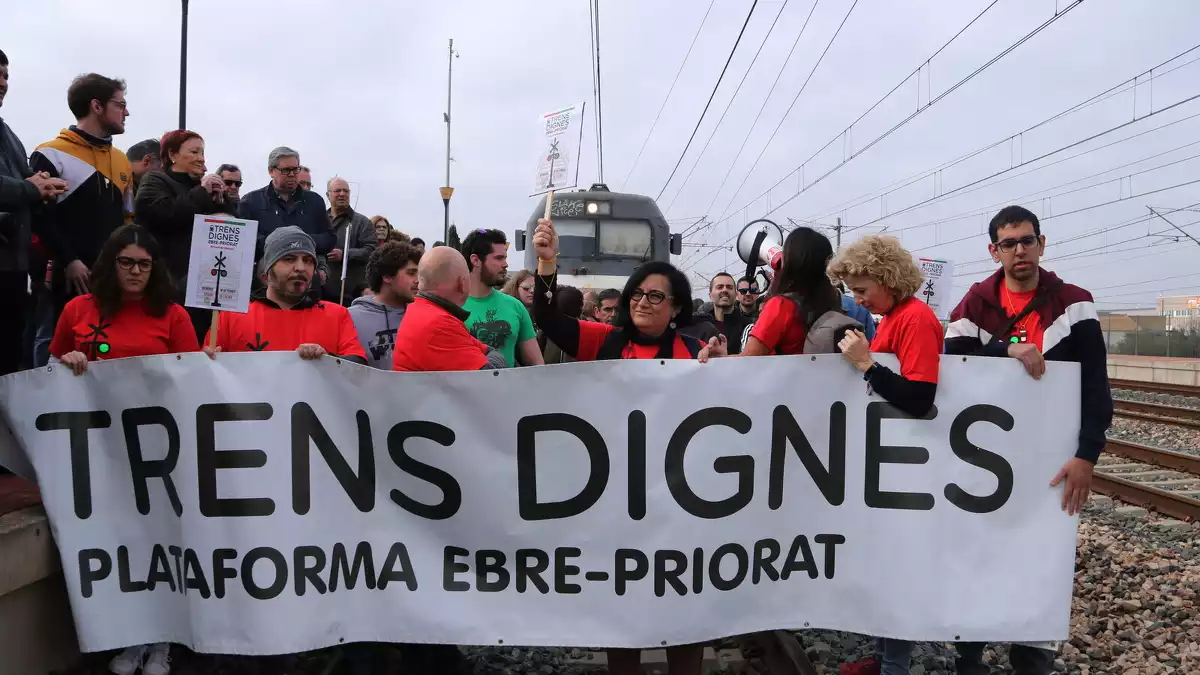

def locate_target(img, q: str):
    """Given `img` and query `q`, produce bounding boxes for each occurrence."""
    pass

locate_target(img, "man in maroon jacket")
[945,205,1113,675]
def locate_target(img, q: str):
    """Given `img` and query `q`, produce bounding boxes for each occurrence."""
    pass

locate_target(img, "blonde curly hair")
[826,234,924,301]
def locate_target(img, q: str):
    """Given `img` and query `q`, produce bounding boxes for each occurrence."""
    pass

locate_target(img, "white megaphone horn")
[736,219,785,284]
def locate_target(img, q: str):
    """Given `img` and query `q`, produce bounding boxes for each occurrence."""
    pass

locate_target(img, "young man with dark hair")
[694,272,751,354]
[460,228,542,367]
[31,73,133,315]
[125,138,160,192]
[0,48,69,376]
[348,241,421,368]
[736,275,760,318]
[945,204,1113,675]
[410,237,426,253]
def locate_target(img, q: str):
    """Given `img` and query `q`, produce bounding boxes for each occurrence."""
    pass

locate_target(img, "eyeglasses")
[599,305,616,313]
[116,256,153,272]
[737,286,759,294]
[995,235,1040,252]
[519,284,534,292]
[106,99,127,111]
[223,179,242,188]
[630,289,670,305]
[275,167,301,176]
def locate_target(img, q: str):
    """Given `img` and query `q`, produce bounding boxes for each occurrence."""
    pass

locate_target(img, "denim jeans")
[876,638,913,675]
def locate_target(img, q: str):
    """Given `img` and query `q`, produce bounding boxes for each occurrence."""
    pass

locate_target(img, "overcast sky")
[4,0,1199,308]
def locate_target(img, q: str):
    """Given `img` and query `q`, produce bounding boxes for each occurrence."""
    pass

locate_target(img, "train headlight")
[586,201,611,216]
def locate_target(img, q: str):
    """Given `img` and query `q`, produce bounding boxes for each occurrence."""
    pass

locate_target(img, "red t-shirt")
[572,320,695,360]
[392,297,489,371]
[748,296,807,355]
[50,295,199,361]
[870,297,943,384]
[999,285,1045,350]
[210,299,366,358]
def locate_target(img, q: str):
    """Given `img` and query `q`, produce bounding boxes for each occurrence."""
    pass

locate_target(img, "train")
[513,183,681,291]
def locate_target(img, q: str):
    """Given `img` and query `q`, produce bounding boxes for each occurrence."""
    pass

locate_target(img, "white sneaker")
[142,643,172,675]
[109,645,148,675]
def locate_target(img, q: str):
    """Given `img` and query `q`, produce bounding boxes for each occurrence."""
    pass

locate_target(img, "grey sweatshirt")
[347,295,408,369]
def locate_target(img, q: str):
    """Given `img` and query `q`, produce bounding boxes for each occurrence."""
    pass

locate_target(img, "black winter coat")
[134,170,238,287]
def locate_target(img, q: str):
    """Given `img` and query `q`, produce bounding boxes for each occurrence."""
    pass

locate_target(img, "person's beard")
[483,267,507,288]
[269,269,310,302]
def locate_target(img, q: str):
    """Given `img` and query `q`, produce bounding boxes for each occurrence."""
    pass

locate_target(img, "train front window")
[599,220,652,258]
[552,219,654,260]
[551,219,596,259]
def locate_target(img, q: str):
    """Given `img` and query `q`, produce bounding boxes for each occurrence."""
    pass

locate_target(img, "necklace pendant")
[545,290,553,299]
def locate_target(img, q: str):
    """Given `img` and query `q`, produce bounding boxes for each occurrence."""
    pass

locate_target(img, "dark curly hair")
[615,261,694,335]
[90,225,176,318]
[366,241,422,293]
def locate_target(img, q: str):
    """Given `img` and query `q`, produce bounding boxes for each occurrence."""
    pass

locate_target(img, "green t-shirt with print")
[463,290,536,367]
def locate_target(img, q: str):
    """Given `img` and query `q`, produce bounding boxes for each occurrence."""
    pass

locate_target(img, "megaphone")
[736,219,785,287]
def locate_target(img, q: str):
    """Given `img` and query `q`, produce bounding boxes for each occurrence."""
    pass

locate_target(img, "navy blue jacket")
[237,184,335,257]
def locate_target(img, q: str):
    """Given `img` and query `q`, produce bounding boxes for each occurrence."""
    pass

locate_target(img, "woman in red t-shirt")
[531,218,705,675]
[703,227,843,358]
[50,224,199,376]
[824,234,943,675]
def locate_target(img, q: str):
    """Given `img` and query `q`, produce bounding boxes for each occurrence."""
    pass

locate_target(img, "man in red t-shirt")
[392,245,505,372]
[205,226,366,364]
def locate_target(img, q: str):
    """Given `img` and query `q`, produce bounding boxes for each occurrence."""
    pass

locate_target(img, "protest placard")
[0,354,1079,655]
[184,215,258,314]
[917,257,955,319]
[533,102,585,199]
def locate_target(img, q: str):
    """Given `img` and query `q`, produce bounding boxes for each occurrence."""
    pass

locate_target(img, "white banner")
[0,354,1080,655]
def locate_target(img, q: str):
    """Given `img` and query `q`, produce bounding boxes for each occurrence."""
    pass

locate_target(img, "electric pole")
[440,39,458,243]
[179,0,189,129]
[835,216,843,249]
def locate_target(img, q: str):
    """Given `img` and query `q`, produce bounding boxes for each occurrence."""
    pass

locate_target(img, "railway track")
[1109,377,1200,398]
[1112,399,1200,429]
[1093,439,1200,522]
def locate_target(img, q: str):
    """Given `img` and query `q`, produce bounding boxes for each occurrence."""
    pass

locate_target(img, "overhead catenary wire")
[674,0,824,242]
[662,0,791,213]
[619,0,717,191]
[704,0,1085,239]
[655,0,762,202]
[680,66,1200,272]
[808,47,1200,228]
[704,0,864,223]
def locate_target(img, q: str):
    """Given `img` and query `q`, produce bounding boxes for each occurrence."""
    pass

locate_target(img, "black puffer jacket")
[134,169,237,287]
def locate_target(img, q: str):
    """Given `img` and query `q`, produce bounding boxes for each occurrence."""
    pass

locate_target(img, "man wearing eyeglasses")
[216,163,242,201]
[30,73,133,321]
[238,147,336,290]
[592,288,620,324]
[945,205,1112,675]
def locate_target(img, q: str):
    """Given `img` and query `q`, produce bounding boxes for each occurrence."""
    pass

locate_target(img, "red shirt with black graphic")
[747,296,807,355]
[209,299,366,358]
[50,295,199,361]
[870,296,943,384]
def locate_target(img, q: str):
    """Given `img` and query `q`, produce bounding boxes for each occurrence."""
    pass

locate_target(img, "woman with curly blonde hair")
[825,233,943,675]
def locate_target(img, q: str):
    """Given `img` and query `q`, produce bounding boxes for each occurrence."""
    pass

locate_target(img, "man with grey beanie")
[203,226,367,364]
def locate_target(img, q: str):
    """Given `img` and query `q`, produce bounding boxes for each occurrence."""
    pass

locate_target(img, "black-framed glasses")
[737,286,759,294]
[630,289,670,305]
[116,256,153,272]
[275,167,301,176]
[995,235,1040,252]
[223,179,242,188]
[106,99,128,111]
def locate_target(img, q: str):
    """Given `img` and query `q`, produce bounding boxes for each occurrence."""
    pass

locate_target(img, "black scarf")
[596,326,697,360]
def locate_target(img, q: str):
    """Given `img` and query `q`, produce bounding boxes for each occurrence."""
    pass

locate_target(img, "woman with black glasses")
[134,129,237,339]
[49,225,198,375]
[531,216,705,675]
